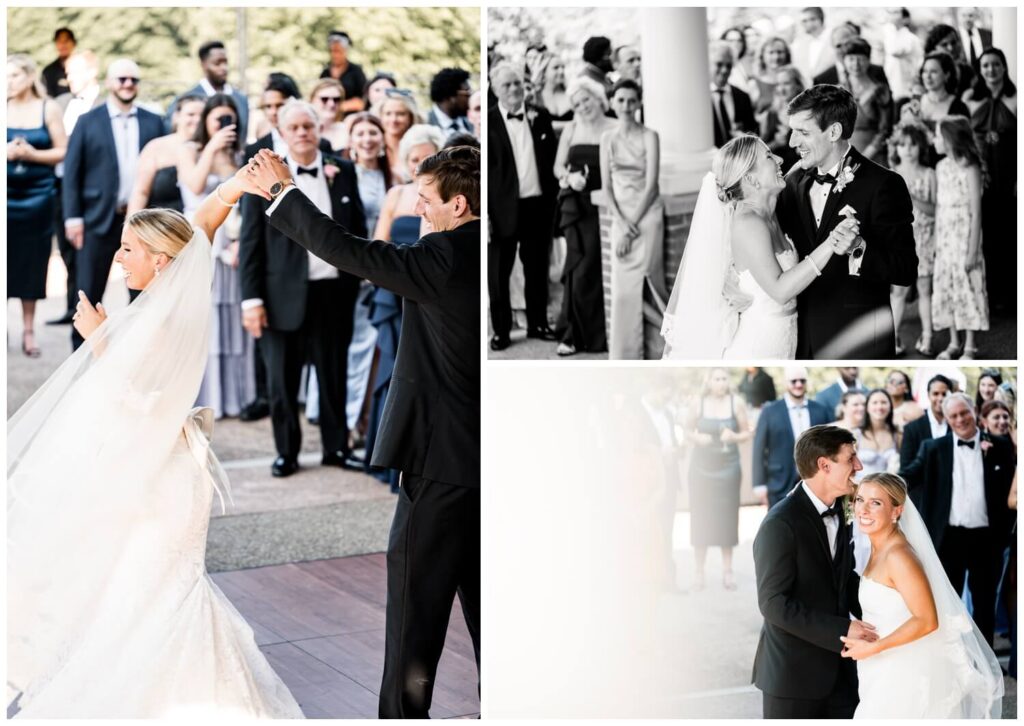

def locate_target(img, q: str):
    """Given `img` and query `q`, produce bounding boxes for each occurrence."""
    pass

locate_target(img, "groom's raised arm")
[856,171,917,286]
[753,517,851,654]
[266,188,451,304]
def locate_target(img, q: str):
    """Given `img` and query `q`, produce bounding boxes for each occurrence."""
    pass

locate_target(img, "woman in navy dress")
[7,54,67,358]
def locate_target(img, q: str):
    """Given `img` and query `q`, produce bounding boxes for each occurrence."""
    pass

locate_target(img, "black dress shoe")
[526,325,558,341]
[46,312,75,325]
[322,450,362,470]
[490,335,511,351]
[271,456,299,477]
[239,398,270,422]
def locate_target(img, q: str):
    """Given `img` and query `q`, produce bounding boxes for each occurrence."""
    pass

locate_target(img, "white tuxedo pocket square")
[341,196,350,203]
[995,465,1002,471]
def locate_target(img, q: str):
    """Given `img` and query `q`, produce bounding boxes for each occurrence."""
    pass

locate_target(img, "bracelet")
[806,255,823,277]
[214,184,238,208]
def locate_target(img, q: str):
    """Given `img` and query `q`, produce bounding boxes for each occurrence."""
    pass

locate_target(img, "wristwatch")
[269,180,293,199]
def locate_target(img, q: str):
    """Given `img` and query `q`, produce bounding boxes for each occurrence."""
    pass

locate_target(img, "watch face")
[270,181,284,196]
[852,246,864,259]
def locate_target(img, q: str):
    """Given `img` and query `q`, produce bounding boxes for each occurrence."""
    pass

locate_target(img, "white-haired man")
[238,99,367,477]
[900,391,1015,645]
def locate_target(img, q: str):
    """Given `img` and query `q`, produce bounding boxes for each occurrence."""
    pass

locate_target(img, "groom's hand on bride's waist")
[846,618,878,642]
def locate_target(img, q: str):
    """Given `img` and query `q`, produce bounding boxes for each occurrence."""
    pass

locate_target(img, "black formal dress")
[776,146,917,358]
[899,431,1015,644]
[266,189,480,718]
[752,485,861,718]
[145,166,184,213]
[689,396,741,547]
[8,102,56,301]
[239,155,366,462]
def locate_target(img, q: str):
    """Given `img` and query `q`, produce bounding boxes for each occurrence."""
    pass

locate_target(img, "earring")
[154,266,161,276]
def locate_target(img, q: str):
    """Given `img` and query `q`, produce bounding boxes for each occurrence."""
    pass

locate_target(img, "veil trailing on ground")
[898,496,1004,718]
[660,172,738,359]
[7,228,228,704]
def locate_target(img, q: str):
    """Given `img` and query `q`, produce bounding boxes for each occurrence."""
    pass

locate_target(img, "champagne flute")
[12,135,27,174]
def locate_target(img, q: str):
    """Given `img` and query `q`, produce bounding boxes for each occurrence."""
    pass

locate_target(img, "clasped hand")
[237,149,293,198]
[839,619,879,661]
[828,217,860,255]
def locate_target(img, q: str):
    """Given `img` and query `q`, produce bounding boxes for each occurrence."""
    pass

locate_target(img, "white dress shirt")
[810,145,865,275]
[199,78,237,98]
[497,102,542,199]
[949,431,988,528]
[802,481,839,558]
[270,127,289,157]
[786,395,812,441]
[926,407,949,439]
[107,99,140,208]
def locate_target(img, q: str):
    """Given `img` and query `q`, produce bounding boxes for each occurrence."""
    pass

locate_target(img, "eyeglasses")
[317,96,342,105]
[116,76,140,86]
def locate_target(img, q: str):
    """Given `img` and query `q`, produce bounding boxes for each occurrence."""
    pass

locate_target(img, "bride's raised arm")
[731,213,856,305]
[191,172,270,243]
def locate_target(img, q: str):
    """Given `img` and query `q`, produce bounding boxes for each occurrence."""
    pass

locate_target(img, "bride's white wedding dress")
[852,499,1002,719]
[8,230,304,718]
[722,247,798,359]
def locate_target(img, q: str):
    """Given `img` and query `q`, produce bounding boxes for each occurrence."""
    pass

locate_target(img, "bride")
[661,135,858,359]
[7,173,304,717]
[840,473,1003,718]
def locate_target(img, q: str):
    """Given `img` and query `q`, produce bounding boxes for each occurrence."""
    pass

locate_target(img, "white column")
[992,8,1016,81]
[640,7,715,195]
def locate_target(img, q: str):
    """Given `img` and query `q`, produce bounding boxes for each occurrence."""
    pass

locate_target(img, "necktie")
[957,438,976,449]
[714,89,730,145]
[297,166,318,177]
[506,111,524,121]
[813,171,837,185]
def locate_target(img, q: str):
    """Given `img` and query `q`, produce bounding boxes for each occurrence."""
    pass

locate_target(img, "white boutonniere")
[526,107,538,124]
[842,495,854,526]
[833,159,861,194]
[323,158,340,187]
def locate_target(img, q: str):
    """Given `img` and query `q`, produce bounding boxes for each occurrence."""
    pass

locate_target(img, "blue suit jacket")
[167,83,249,141]
[62,102,165,237]
[752,398,831,503]
[813,382,858,422]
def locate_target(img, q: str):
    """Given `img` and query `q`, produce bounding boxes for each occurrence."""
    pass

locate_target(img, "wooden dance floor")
[213,553,480,718]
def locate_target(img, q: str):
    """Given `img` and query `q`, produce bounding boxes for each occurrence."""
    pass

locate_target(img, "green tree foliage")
[8,6,480,109]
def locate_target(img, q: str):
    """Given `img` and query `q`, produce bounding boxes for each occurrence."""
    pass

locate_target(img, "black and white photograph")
[487,365,1017,717]
[486,7,1017,360]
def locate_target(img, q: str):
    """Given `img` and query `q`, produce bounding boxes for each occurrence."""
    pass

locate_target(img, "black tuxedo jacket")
[900,431,1015,550]
[268,192,480,489]
[777,145,917,358]
[243,132,333,159]
[712,84,757,148]
[487,103,557,240]
[813,64,890,89]
[239,154,366,331]
[752,398,831,502]
[752,485,860,700]
[62,103,165,236]
[899,414,939,471]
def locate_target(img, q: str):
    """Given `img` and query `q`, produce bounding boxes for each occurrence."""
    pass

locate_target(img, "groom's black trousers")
[379,473,481,718]
[763,690,858,719]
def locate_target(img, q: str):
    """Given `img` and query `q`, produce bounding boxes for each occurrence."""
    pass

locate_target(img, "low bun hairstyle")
[125,208,194,260]
[712,134,762,203]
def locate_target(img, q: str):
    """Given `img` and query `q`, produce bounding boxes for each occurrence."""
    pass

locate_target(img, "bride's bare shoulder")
[886,539,928,583]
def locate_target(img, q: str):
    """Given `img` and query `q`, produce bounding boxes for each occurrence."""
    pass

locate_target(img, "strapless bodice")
[734,247,798,318]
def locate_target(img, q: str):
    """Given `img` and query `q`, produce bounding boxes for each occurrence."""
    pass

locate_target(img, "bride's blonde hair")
[859,472,909,508]
[712,135,762,204]
[125,208,194,259]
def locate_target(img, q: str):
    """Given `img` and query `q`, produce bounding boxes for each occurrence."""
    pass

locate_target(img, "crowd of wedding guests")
[7,26,478,487]
[714,7,1016,358]
[641,366,1016,674]
[489,8,1016,360]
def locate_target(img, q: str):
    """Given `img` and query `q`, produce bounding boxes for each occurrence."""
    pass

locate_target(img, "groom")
[752,425,875,718]
[777,84,917,359]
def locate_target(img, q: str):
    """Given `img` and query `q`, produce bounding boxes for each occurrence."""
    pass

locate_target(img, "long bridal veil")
[899,496,1004,718]
[7,228,226,703]
[660,172,737,359]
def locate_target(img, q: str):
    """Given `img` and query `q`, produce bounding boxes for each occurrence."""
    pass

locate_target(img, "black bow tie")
[506,111,524,121]
[957,438,976,449]
[813,171,837,185]
[297,166,318,177]
[821,502,843,519]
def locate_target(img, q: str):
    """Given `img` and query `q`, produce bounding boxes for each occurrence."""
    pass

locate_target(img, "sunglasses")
[116,76,140,86]
[789,378,807,384]
[318,95,342,105]
[384,88,415,99]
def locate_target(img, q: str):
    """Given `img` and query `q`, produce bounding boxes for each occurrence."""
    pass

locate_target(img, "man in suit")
[487,63,559,351]
[752,424,873,718]
[49,50,104,326]
[900,392,1015,645]
[957,8,992,72]
[813,23,891,88]
[814,367,864,421]
[426,67,474,140]
[580,36,614,95]
[246,144,480,718]
[41,27,75,99]
[167,41,248,141]
[239,100,366,478]
[63,57,164,350]
[777,84,917,358]
[710,41,757,148]
[752,366,831,508]
[790,7,834,86]
[899,374,952,471]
